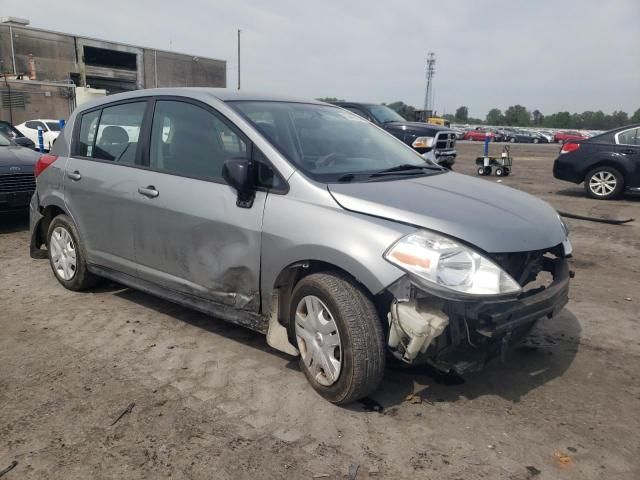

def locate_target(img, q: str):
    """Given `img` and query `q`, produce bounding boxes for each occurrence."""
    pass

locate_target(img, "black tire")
[495,167,504,176]
[477,167,485,176]
[289,272,385,404]
[509,137,516,143]
[503,167,511,176]
[584,166,624,200]
[533,138,539,144]
[484,166,492,176]
[47,214,100,291]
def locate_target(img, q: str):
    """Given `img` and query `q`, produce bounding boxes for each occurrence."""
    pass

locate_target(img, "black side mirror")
[222,157,255,208]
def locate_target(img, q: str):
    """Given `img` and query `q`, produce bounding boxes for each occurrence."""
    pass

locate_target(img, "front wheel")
[290,272,385,404]
[584,167,624,200]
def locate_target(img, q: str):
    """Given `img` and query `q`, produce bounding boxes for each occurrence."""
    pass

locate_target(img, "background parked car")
[0,131,40,213]
[554,130,587,144]
[463,129,497,141]
[16,119,63,151]
[505,130,549,143]
[332,102,457,168]
[553,123,640,199]
[534,130,554,143]
[0,120,36,149]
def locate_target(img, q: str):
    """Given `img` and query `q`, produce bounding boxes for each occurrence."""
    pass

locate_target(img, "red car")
[463,129,497,141]
[554,131,588,144]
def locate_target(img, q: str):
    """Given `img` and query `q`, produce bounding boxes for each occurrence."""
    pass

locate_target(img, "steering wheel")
[315,152,347,168]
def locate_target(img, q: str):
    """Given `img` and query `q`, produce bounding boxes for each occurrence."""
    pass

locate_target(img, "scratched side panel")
[260,172,410,314]
[132,170,265,312]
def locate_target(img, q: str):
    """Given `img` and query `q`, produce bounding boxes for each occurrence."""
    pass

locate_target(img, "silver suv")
[30,88,572,404]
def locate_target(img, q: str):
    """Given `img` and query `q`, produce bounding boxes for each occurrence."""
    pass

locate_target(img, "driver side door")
[132,98,267,311]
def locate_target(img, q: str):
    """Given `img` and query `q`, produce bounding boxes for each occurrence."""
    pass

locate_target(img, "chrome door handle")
[67,171,81,181]
[138,186,159,198]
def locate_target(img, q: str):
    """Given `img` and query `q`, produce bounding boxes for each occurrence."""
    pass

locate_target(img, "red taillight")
[560,142,581,154]
[34,154,58,177]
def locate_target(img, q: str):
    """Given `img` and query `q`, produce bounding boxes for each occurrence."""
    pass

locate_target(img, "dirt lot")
[1,142,639,479]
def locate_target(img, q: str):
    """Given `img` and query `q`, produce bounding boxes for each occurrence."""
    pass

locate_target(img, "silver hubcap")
[295,295,342,386]
[50,226,77,281]
[589,171,617,196]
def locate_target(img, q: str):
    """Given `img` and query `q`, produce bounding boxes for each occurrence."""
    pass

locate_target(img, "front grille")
[435,132,456,150]
[0,173,36,193]
[491,250,545,287]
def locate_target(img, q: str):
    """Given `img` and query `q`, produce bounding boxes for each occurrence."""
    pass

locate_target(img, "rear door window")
[76,102,146,163]
[26,121,46,130]
[77,110,101,157]
[46,121,62,132]
[617,128,639,146]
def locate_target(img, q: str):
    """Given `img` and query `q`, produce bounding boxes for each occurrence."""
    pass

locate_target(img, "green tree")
[385,101,416,121]
[485,108,504,125]
[315,97,344,102]
[532,109,544,126]
[455,106,469,123]
[504,105,531,126]
[543,111,571,128]
[610,110,629,128]
[631,108,640,123]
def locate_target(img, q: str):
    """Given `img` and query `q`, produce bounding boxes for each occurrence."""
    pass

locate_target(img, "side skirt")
[88,264,269,334]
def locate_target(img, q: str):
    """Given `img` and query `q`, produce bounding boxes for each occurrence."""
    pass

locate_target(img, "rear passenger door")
[132,98,266,311]
[65,100,150,275]
[616,127,640,185]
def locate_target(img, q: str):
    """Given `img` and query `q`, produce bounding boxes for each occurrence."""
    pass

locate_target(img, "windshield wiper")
[368,164,442,178]
[337,173,356,182]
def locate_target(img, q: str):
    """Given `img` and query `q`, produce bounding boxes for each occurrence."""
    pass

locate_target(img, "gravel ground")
[1,142,639,479]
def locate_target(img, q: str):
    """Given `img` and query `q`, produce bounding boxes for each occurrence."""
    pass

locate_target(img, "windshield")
[0,123,23,139]
[0,132,11,147]
[230,101,438,182]
[365,105,407,124]
[46,122,62,132]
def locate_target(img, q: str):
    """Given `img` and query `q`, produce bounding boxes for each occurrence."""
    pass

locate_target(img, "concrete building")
[0,17,227,124]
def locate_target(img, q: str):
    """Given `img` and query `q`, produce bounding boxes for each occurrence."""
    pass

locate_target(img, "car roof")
[332,102,380,108]
[74,87,327,112]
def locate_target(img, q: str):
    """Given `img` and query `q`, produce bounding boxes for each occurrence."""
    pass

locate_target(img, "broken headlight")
[384,230,521,296]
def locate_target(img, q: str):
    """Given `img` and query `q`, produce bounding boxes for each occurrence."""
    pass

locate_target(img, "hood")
[0,146,40,174]
[383,122,450,137]
[328,172,566,253]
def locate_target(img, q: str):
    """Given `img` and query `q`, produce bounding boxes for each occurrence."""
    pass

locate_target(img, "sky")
[7,0,640,118]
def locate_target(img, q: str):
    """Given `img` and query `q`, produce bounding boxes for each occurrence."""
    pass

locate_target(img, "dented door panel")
[132,170,265,311]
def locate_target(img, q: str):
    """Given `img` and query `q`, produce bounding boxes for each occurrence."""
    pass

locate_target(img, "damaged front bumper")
[386,255,571,374]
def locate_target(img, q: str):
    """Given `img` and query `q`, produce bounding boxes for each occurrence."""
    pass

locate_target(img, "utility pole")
[423,52,436,113]
[237,29,241,90]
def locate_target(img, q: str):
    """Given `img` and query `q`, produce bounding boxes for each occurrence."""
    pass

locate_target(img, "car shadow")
[112,286,294,363]
[555,187,640,203]
[554,187,585,198]
[0,212,29,234]
[109,284,580,410]
[355,309,581,411]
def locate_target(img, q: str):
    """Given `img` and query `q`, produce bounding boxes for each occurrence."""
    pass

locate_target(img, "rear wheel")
[47,214,99,290]
[584,167,624,200]
[290,272,385,404]
[509,137,516,143]
[495,167,504,176]
[533,138,539,144]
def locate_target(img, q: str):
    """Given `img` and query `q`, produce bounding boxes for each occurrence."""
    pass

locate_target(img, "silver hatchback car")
[30,88,572,404]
